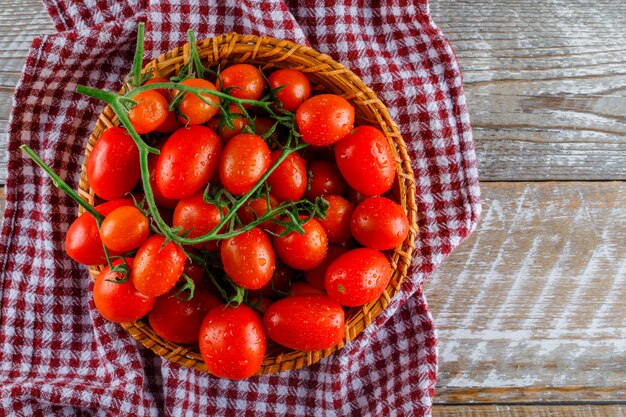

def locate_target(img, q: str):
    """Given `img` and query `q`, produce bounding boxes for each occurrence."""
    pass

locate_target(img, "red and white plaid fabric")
[0,1,480,415]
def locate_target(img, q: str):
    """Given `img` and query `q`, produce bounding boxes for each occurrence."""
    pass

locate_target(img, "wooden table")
[1,1,624,416]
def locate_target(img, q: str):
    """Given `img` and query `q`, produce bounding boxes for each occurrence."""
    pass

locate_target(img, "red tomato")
[87,127,140,201]
[148,150,178,209]
[305,160,347,200]
[266,151,307,202]
[156,126,222,199]
[172,191,223,250]
[334,126,396,197]
[263,295,344,351]
[199,304,266,380]
[93,258,155,323]
[248,263,294,298]
[144,77,182,133]
[206,103,250,144]
[237,195,279,233]
[317,195,353,244]
[273,217,328,270]
[99,206,149,252]
[325,248,392,307]
[178,78,220,125]
[288,282,325,297]
[304,245,348,290]
[181,262,206,287]
[65,199,133,265]
[128,90,169,134]
[219,133,270,195]
[295,94,354,146]
[148,288,221,344]
[132,235,186,297]
[221,228,276,290]
[217,64,265,101]
[267,69,311,113]
[351,197,409,250]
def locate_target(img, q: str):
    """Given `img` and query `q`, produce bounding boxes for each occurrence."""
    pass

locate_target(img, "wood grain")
[433,404,626,417]
[430,0,626,181]
[425,182,626,403]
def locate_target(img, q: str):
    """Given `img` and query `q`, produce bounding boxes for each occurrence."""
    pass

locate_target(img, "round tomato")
[217,64,265,101]
[87,127,140,201]
[99,205,149,252]
[156,125,222,199]
[237,195,279,233]
[128,90,169,134]
[304,245,348,290]
[334,126,396,197]
[199,304,266,380]
[65,199,133,265]
[219,133,270,195]
[93,258,155,323]
[132,235,186,297]
[266,151,307,202]
[305,160,347,200]
[351,197,409,250]
[317,195,353,244]
[172,190,223,250]
[325,248,392,307]
[295,94,354,146]
[273,217,328,270]
[221,228,275,290]
[263,294,344,351]
[144,77,182,133]
[148,287,221,344]
[267,69,311,113]
[148,149,178,209]
[288,282,324,297]
[178,78,220,125]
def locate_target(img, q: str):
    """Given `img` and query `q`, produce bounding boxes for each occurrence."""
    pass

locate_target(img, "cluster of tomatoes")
[65,63,410,379]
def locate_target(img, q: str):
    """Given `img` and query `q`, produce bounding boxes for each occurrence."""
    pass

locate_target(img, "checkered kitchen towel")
[0,1,480,416]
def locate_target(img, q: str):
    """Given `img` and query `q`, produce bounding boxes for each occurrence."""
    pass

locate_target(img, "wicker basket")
[77,33,418,375]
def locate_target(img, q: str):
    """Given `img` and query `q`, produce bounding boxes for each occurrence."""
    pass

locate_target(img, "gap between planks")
[432,404,626,417]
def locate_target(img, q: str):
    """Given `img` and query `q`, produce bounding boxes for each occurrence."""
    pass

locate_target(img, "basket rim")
[78,32,418,376]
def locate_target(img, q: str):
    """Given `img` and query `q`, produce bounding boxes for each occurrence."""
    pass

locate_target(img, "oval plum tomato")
[263,294,344,351]
[207,103,250,143]
[334,126,396,197]
[237,195,279,233]
[199,304,266,380]
[267,68,311,113]
[128,90,169,134]
[178,78,220,125]
[266,151,307,202]
[65,199,133,265]
[217,64,265,101]
[304,245,348,290]
[172,191,223,250]
[351,197,409,250]
[156,125,222,199]
[295,94,354,146]
[219,133,270,195]
[148,150,178,209]
[288,282,324,297]
[273,217,328,270]
[144,77,182,133]
[317,195,353,244]
[148,287,221,344]
[87,127,140,201]
[99,206,149,252]
[93,258,155,323]
[305,160,347,200]
[221,228,276,290]
[325,248,392,307]
[132,235,186,297]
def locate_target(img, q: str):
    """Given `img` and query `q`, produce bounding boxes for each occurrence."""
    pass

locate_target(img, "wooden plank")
[425,182,626,403]
[433,404,626,417]
[430,0,626,181]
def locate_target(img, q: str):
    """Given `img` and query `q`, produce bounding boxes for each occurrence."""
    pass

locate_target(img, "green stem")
[132,22,145,88]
